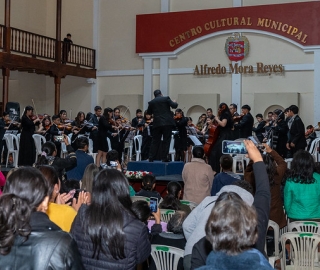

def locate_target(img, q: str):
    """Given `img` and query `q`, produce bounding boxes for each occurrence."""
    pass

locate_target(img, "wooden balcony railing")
[0,25,95,69]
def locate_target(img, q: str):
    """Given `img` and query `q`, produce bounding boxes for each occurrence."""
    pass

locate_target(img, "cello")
[203,104,227,156]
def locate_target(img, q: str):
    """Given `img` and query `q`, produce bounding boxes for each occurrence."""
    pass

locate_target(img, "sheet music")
[188,135,202,146]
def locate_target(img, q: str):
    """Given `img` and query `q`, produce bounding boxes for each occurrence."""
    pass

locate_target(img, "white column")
[233,0,242,7]
[143,57,153,110]
[160,57,169,96]
[91,0,100,110]
[231,61,242,110]
[314,50,320,125]
[161,0,170,12]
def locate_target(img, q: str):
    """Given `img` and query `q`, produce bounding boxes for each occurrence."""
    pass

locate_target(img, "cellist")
[208,103,234,172]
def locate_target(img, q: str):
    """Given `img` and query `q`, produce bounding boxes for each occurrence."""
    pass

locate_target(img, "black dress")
[97,116,112,152]
[209,112,234,172]
[18,115,36,166]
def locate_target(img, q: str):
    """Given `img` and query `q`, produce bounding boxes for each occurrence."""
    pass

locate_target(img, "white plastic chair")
[133,135,142,161]
[151,245,184,270]
[265,220,280,268]
[280,232,320,270]
[309,138,320,162]
[60,136,71,158]
[160,209,176,223]
[88,138,97,163]
[131,196,150,202]
[106,137,112,151]
[3,134,19,167]
[168,135,175,161]
[285,158,293,169]
[180,200,198,210]
[288,221,320,234]
[32,134,46,163]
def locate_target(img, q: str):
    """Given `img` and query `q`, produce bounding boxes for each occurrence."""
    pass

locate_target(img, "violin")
[233,114,244,122]
[174,115,182,120]
[109,119,116,126]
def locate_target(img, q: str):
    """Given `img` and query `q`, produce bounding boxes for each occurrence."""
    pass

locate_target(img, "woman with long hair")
[284,149,320,221]
[173,108,188,161]
[36,116,52,141]
[81,163,99,194]
[0,167,84,269]
[159,181,191,214]
[36,139,77,183]
[18,105,40,166]
[70,169,151,269]
[208,103,234,172]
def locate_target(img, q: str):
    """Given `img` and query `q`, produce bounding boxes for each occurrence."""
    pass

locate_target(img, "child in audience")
[135,174,161,201]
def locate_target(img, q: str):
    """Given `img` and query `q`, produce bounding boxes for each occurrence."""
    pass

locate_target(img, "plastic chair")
[280,232,320,270]
[168,135,175,161]
[32,134,46,163]
[131,195,150,202]
[60,136,71,158]
[309,138,320,162]
[265,220,280,267]
[106,137,112,151]
[133,135,142,161]
[3,134,19,168]
[288,221,320,234]
[151,245,184,270]
[160,209,176,223]
[284,158,293,169]
[148,220,168,232]
[180,200,198,210]
[88,138,97,163]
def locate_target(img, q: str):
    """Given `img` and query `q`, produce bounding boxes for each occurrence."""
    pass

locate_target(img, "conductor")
[147,89,178,162]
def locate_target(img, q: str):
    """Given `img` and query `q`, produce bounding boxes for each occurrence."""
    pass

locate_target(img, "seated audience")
[196,192,273,270]
[81,163,99,196]
[0,167,84,269]
[159,181,191,214]
[37,165,87,232]
[182,146,215,204]
[211,154,241,195]
[135,174,162,201]
[245,143,287,229]
[36,137,77,183]
[0,171,5,195]
[66,136,94,181]
[149,211,188,270]
[70,169,151,269]
[284,149,320,221]
[184,140,270,270]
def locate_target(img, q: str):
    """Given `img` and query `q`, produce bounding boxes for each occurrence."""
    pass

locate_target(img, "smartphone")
[68,189,76,198]
[149,197,158,213]
[222,140,247,154]
[248,135,265,151]
[54,135,64,142]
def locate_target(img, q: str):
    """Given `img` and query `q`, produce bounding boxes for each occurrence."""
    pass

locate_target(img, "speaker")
[5,102,20,120]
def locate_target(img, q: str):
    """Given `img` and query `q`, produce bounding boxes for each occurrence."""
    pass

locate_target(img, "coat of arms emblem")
[225,33,250,62]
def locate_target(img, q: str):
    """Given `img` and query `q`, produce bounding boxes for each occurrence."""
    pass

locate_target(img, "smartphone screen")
[222,140,247,154]
[54,135,64,142]
[149,197,158,213]
[68,189,76,198]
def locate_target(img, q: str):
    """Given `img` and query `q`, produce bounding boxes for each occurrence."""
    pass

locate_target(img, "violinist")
[48,115,64,157]
[229,103,240,139]
[18,106,40,166]
[252,113,266,144]
[173,108,188,161]
[208,103,234,172]
[233,105,254,138]
[59,110,72,135]
[196,113,207,132]
[140,111,153,160]
[131,109,143,128]
[0,112,10,163]
[305,125,317,151]
[89,105,102,153]
[206,108,215,120]
[36,116,52,141]
[186,117,200,162]
[96,107,114,166]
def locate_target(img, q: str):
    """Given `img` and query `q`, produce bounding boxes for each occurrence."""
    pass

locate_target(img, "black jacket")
[147,96,178,128]
[70,205,151,270]
[0,211,84,270]
[190,162,271,269]
[288,115,307,152]
[234,113,254,138]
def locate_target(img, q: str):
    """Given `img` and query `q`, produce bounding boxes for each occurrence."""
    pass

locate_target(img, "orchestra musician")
[234,104,254,138]
[305,125,317,151]
[0,112,10,164]
[269,109,288,158]
[173,108,188,161]
[206,108,215,120]
[131,109,143,128]
[141,111,153,160]
[252,113,266,144]
[59,110,72,135]
[229,103,239,117]
[96,107,114,166]
[18,106,40,166]
[48,115,64,157]
[229,103,240,139]
[88,105,102,153]
[186,117,200,162]
[196,113,207,133]
[208,103,234,172]
[36,116,52,141]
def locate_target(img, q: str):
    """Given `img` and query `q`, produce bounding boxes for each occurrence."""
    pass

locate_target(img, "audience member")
[182,146,215,204]
[36,138,77,183]
[245,144,287,229]
[149,211,188,270]
[81,163,99,194]
[37,165,85,232]
[135,174,162,201]
[211,154,241,196]
[70,169,150,269]
[284,149,320,221]
[196,192,273,270]
[0,170,5,196]
[0,167,84,269]
[66,136,94,181]
[159,181,191,214]
[184,140,270,270]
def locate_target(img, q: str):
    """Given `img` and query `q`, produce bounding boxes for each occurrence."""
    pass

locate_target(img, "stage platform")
[127,161,184,197]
